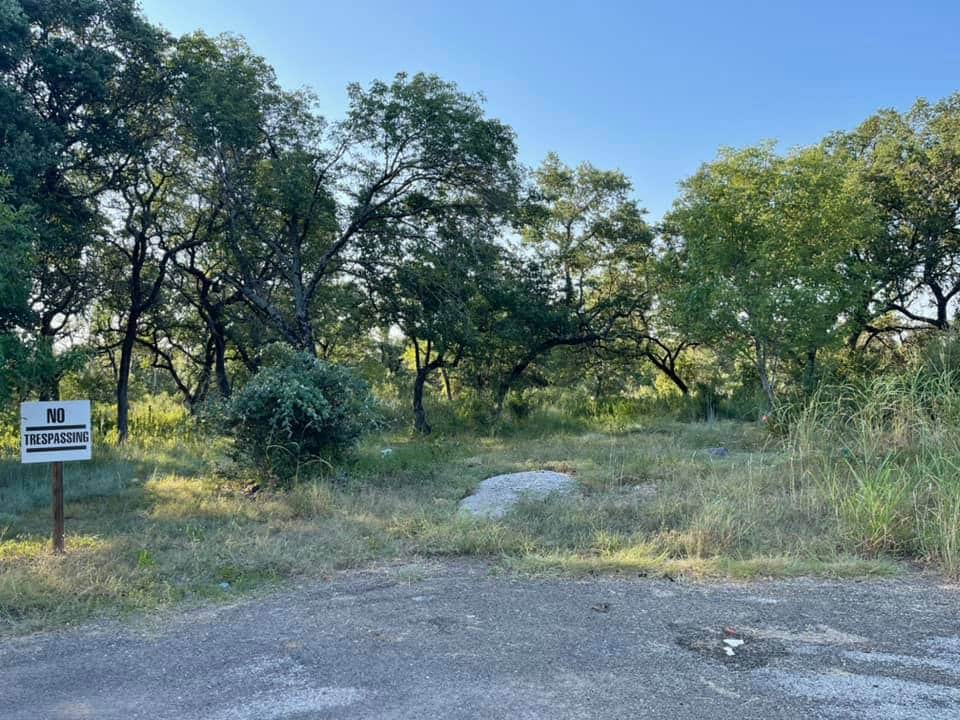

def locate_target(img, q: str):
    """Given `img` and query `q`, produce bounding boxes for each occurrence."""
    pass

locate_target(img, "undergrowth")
[786,368,960,573]
[3,378,957,636]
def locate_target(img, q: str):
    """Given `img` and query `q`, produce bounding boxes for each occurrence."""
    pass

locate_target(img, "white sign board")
[20,400,92,464]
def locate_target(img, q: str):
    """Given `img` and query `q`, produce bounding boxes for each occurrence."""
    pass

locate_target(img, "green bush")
[506,392,533,419]
[226,351,378,485]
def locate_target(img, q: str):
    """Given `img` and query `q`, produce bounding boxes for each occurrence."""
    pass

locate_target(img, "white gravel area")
[457,471,578,519]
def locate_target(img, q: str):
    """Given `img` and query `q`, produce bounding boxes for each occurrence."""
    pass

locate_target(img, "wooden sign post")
[20,401,93,554]
[52,461,64,553]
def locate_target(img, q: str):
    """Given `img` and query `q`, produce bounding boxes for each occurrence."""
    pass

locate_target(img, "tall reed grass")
[786,368,960,573]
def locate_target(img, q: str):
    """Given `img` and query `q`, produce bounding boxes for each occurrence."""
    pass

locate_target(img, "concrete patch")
[674,625,787,670]
[458,471,577,519]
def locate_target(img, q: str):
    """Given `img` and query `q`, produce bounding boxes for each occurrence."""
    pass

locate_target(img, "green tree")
[661,143,878,405]
[360,216,511,433]
[842,94,960,332]
[0,177,34,400]
[0,0,168,398]
[487,154,654,407]
[206,71,519,356]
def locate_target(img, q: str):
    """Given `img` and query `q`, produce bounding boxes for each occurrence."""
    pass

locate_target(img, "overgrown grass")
[1,407,913,636]
[785,368,960,573]
[9,373,959,633]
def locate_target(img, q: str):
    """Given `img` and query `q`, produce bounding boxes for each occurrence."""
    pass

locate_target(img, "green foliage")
[0,180,30,331]
[840,93,960,330]
[0,178,40,401]
[661,143,880,405]
[1,0,168,391]
[226,350,378,484]
[468,153,655,408]
[93,394,194,442]
[1,0,959,511]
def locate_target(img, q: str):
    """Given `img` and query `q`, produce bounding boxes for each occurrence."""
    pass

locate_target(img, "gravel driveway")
[2,561,959,719]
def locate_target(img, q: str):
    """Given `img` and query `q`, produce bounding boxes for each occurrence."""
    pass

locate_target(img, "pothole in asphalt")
[674,625,787,670]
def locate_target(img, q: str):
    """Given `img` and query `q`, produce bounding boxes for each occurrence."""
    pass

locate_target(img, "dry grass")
[0,415,907,635]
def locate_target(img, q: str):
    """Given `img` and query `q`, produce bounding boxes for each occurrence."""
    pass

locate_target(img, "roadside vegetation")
[2,1,959,635]
[8,360,960,634]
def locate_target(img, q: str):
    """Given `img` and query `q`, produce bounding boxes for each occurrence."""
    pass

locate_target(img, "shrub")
[506,393,533,419]
[226,351,378,485]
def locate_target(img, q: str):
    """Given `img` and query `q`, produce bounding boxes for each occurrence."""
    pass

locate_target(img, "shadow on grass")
[0,436,222,516]
[0,473,406,635]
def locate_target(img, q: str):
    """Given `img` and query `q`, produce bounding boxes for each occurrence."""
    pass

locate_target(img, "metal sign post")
[20,401,93,554]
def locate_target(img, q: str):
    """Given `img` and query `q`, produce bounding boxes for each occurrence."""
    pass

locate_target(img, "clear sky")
[139,0,960,221]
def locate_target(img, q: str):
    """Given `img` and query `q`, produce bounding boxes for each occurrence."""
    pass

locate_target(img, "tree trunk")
[937,302,950,331]
[37,335,60,401]
[413,368,432,434]
[494,381,510,414]
[201,296,232,398]
[754,338,775,409]
[929,280,951,331]
[116,316,138,444]
[212,327,230,398]
[440,367,453,401]
[190,357,212,411]
[496,357,533,412]
[802,347,818,396]
[295,293,316,356]
[299,327,316,356]
[647,354,689,395]
[664,366,689,396]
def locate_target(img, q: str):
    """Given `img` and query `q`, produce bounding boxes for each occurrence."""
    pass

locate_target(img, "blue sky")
[140,1,960,221]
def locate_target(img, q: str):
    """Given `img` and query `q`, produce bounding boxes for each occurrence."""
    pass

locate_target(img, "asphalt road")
[2,561,959,719]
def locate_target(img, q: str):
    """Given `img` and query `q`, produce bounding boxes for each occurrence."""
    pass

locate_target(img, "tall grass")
[0,394,194,456]
[3,406,904,635]
[787,368,960,572]
[0,396,216,520]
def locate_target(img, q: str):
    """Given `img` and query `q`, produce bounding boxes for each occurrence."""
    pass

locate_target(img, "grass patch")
[0,415,929,636]
[786,369,960,573]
